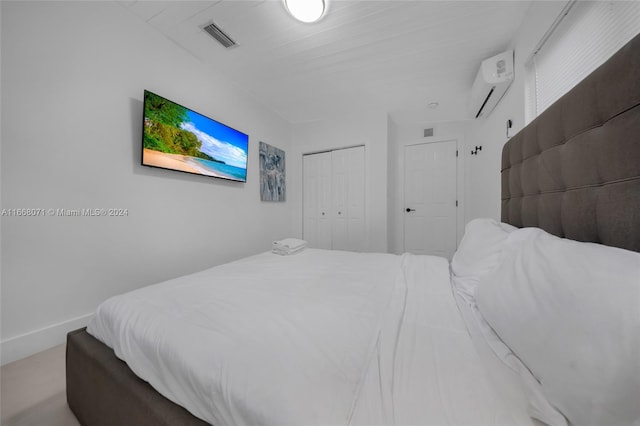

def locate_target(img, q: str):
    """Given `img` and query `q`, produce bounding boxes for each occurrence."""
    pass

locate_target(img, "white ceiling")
[119,0,532,124]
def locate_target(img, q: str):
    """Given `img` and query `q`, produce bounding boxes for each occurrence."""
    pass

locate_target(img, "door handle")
[406,208,415,212]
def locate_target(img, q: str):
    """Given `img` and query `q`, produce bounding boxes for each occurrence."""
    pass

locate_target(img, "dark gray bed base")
[67,32,640,426]
[66,328,209,426]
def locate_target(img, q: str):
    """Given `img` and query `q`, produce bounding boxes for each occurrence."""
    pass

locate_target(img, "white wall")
[464,1,568,221]
[387,117,399,253]
[0,1,293,364]
[289,107,389,253]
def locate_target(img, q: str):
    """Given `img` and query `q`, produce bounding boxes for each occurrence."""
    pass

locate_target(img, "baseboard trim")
[1,313,94,365]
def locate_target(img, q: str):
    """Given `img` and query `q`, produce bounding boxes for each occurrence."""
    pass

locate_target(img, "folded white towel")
[272,245,305,256]
[272,238,307,250]
[272,238,307,255]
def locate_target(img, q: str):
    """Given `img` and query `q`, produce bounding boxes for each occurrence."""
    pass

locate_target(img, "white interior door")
[403,140,458,258]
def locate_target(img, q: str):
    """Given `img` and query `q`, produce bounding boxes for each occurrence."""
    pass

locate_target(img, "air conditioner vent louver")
[203,22,237,48]
[475,87,495,119]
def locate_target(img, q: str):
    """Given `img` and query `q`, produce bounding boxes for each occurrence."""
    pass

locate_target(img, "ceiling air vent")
[203,22,237,49]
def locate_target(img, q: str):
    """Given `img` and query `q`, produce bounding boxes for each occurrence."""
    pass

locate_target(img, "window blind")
[530,1,640,118]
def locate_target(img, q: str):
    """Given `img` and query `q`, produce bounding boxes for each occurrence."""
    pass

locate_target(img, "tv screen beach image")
[142,91,249,182]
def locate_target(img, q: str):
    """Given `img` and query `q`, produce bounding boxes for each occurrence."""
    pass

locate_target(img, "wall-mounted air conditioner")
[469,50,514,119]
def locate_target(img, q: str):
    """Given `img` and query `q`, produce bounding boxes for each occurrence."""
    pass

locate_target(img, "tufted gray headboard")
[501,33,640,252]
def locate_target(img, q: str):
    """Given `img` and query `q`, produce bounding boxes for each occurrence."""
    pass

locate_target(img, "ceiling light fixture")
[284,0,326,23]
[428,102,439,109]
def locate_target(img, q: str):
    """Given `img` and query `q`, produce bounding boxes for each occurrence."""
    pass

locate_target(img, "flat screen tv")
[142,90,249,182]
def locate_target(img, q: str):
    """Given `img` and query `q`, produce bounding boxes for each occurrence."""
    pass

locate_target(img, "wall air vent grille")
[203,22,237,49]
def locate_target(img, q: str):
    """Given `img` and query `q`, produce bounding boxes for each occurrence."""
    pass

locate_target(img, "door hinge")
[456,200,458,207]
[456,150,458,157]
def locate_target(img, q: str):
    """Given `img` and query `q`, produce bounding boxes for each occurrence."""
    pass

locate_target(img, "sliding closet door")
[303,146,365,251]
[303,152,332,249]
[331,146,365,251]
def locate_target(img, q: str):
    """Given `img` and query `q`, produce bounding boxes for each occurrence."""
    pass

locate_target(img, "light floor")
[1,344,80,426]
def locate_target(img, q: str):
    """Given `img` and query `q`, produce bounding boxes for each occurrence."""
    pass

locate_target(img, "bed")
[66,33,640,426]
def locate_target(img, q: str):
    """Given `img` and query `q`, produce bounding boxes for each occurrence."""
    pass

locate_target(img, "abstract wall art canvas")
[259,142,286,201]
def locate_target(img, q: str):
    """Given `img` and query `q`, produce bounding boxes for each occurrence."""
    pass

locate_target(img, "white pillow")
[476,227,640,426]
[462,300,568,426]
[451,218,515,279]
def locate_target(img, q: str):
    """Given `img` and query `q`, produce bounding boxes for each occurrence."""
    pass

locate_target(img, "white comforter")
[88,249,533,425]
